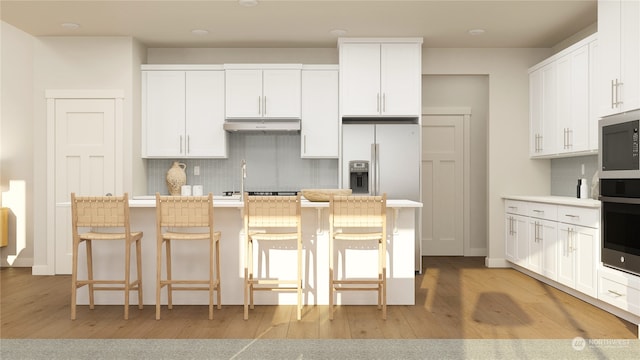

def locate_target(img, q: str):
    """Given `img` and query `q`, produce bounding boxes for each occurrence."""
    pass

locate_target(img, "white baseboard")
[0,257,33,268]
[485,257,509,268]
[31,264,54,275]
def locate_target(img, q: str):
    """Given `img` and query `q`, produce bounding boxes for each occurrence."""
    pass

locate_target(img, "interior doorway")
[421,75,488,256]
[46,90,124,274]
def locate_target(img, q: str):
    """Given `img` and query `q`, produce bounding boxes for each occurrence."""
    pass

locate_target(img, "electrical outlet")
[194,166,200,176]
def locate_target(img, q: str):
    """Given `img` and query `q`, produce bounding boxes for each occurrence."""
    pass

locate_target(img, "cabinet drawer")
[558,205,599,228]
[527,202,557,221]
[505,200,527,216]
[598,273,640,316]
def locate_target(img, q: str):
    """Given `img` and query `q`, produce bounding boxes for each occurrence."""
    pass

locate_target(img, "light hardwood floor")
[1,257,637,339]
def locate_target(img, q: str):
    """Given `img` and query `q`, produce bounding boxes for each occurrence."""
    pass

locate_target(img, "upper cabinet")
[142,66,227,158]
[301,66,339,158]
[224,64,302,119]
[529,34,598,158]
[339,38,423,118]
[598,0,640,117]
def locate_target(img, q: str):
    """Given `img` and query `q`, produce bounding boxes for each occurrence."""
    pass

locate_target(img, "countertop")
[503,195,600,208]
[127,196,422,208]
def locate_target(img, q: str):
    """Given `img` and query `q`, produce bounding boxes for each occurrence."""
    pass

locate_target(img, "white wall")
[0,22,35,267]
[422,48,552,267]
[147,48,338,64]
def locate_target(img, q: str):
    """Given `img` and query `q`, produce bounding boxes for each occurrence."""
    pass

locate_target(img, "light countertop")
[127,197,422,209]
[503,195,600,208]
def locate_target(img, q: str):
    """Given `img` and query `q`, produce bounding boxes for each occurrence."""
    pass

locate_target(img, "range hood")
[223,119,301,132]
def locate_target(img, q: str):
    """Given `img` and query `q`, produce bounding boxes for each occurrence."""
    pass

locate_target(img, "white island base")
[72,199,421,307]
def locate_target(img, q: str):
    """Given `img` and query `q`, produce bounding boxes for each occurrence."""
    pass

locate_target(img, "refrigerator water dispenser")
[349,160,369,194]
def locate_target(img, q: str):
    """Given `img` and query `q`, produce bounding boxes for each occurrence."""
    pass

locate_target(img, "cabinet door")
[557,224,575,288]
[514,215,529,267]
[380,43,421,116]
[185,71,227,158]
[505,215,517,262]
[559,45,590,153]
[527,219,543,274]
[540,219,558,280]
[262,69,301,118]
[620,0,640,112]
[301,69,339,158]
[574,226,598,298]
[340,43,381,116]
[540,63,558,156]
[225,69,262,118]
[529,69,544,156]
[598,0,622,117]
[143,71,186,157]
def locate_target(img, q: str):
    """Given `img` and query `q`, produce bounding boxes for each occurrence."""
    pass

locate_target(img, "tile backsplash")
[146,133,339,195]
[550,155,599,198]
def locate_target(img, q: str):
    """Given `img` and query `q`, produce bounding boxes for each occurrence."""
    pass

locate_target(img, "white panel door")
[262,69,301,118]
[422,115,463,255]
[340,43,381,116]
[380,43,421,116]
[54,98,118,274]
[185,71,227,157]
[225,69,262,118]
[143,71,186,157]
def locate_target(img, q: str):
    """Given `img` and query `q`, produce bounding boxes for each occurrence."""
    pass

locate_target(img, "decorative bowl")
[301,189,352,202]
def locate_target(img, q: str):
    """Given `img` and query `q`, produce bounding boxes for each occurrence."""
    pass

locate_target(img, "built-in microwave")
[599,110,640,179]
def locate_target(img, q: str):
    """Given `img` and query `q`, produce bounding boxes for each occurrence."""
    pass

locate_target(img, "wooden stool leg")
[166,239,173,310]
[71,238,80,320]
[86,240,95,310]
[297,238,302,320]
[124,239,131,320]
[136,238,143,310]
[329,236,334,321]
[216,238,221,310]
[209,238,214,320]
[156,237,162,320]
[249,239,254,310]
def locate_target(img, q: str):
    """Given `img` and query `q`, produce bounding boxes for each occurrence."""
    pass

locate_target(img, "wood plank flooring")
[1,257,637,339]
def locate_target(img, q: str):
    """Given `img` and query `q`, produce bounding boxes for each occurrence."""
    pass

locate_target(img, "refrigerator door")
[375,124,420,201]
[342,124,375,192]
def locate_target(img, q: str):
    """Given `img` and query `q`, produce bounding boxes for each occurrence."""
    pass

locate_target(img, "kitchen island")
[72,197,421,307]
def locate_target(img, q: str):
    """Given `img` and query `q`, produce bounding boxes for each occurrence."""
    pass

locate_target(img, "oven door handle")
[599,196,640,205]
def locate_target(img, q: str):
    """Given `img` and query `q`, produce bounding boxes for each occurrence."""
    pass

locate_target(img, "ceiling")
[0,0,597,48]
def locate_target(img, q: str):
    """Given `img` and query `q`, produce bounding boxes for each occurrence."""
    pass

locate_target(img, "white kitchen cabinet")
[142,68,227,158]
[598,0,640,116]
[529,34,597,158]
[556,205,599,298]
[225,65,302,119]
[505,200,528,266]
[339,38,422,118]
[598,267,640,316]
[300,66,339,158]
[527,203,558,280]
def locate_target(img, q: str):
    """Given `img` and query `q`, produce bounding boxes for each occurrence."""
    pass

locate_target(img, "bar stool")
[329,193,387,320]
[70,193,143,320]
[155,193,221,320]
[244,193,303,320]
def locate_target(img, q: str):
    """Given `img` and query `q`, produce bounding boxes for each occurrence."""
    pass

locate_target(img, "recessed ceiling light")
[239,0,258,7]
[61,23,80,30]
[330,29,348,37]
[468,29,486,36]
[191,29,209,36]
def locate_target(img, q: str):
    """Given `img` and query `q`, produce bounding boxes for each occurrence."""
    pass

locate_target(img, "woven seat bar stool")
[70,193,143,320]
[155,193,221,320]
[244,193,303,320]
[329,193,387,320]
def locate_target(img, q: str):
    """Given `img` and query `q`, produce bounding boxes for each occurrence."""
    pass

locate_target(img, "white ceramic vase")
[166,161,187,195]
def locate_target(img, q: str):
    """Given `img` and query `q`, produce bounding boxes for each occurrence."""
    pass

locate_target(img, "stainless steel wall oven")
[600,179,640,276]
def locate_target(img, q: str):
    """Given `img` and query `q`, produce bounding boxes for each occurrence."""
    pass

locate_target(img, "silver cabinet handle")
[263,96,267,116]
[187,135,190,154]
[179,135,183,154]
[376,93,380,113]
[258,96,261,115]
[382,93,386,113]
[611,79,616,109]
[608,289,624,297]
[303,135,307,154]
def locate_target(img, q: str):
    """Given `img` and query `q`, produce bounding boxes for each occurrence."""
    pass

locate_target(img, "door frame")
[44,90,124,275]
[421,107,471,256]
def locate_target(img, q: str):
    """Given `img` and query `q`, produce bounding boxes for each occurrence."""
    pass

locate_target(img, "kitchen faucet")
[240,159,247,196]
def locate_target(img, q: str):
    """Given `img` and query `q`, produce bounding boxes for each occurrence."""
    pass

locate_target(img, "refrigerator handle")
[376,143,380,195]
[370,143,376,195]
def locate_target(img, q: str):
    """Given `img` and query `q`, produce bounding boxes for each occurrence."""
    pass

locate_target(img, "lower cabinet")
[504,199,599,298]
[598,268,640,316]
[557,223,598,298]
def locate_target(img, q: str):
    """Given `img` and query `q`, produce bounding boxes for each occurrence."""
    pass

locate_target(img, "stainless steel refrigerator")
[341,122,422,271]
